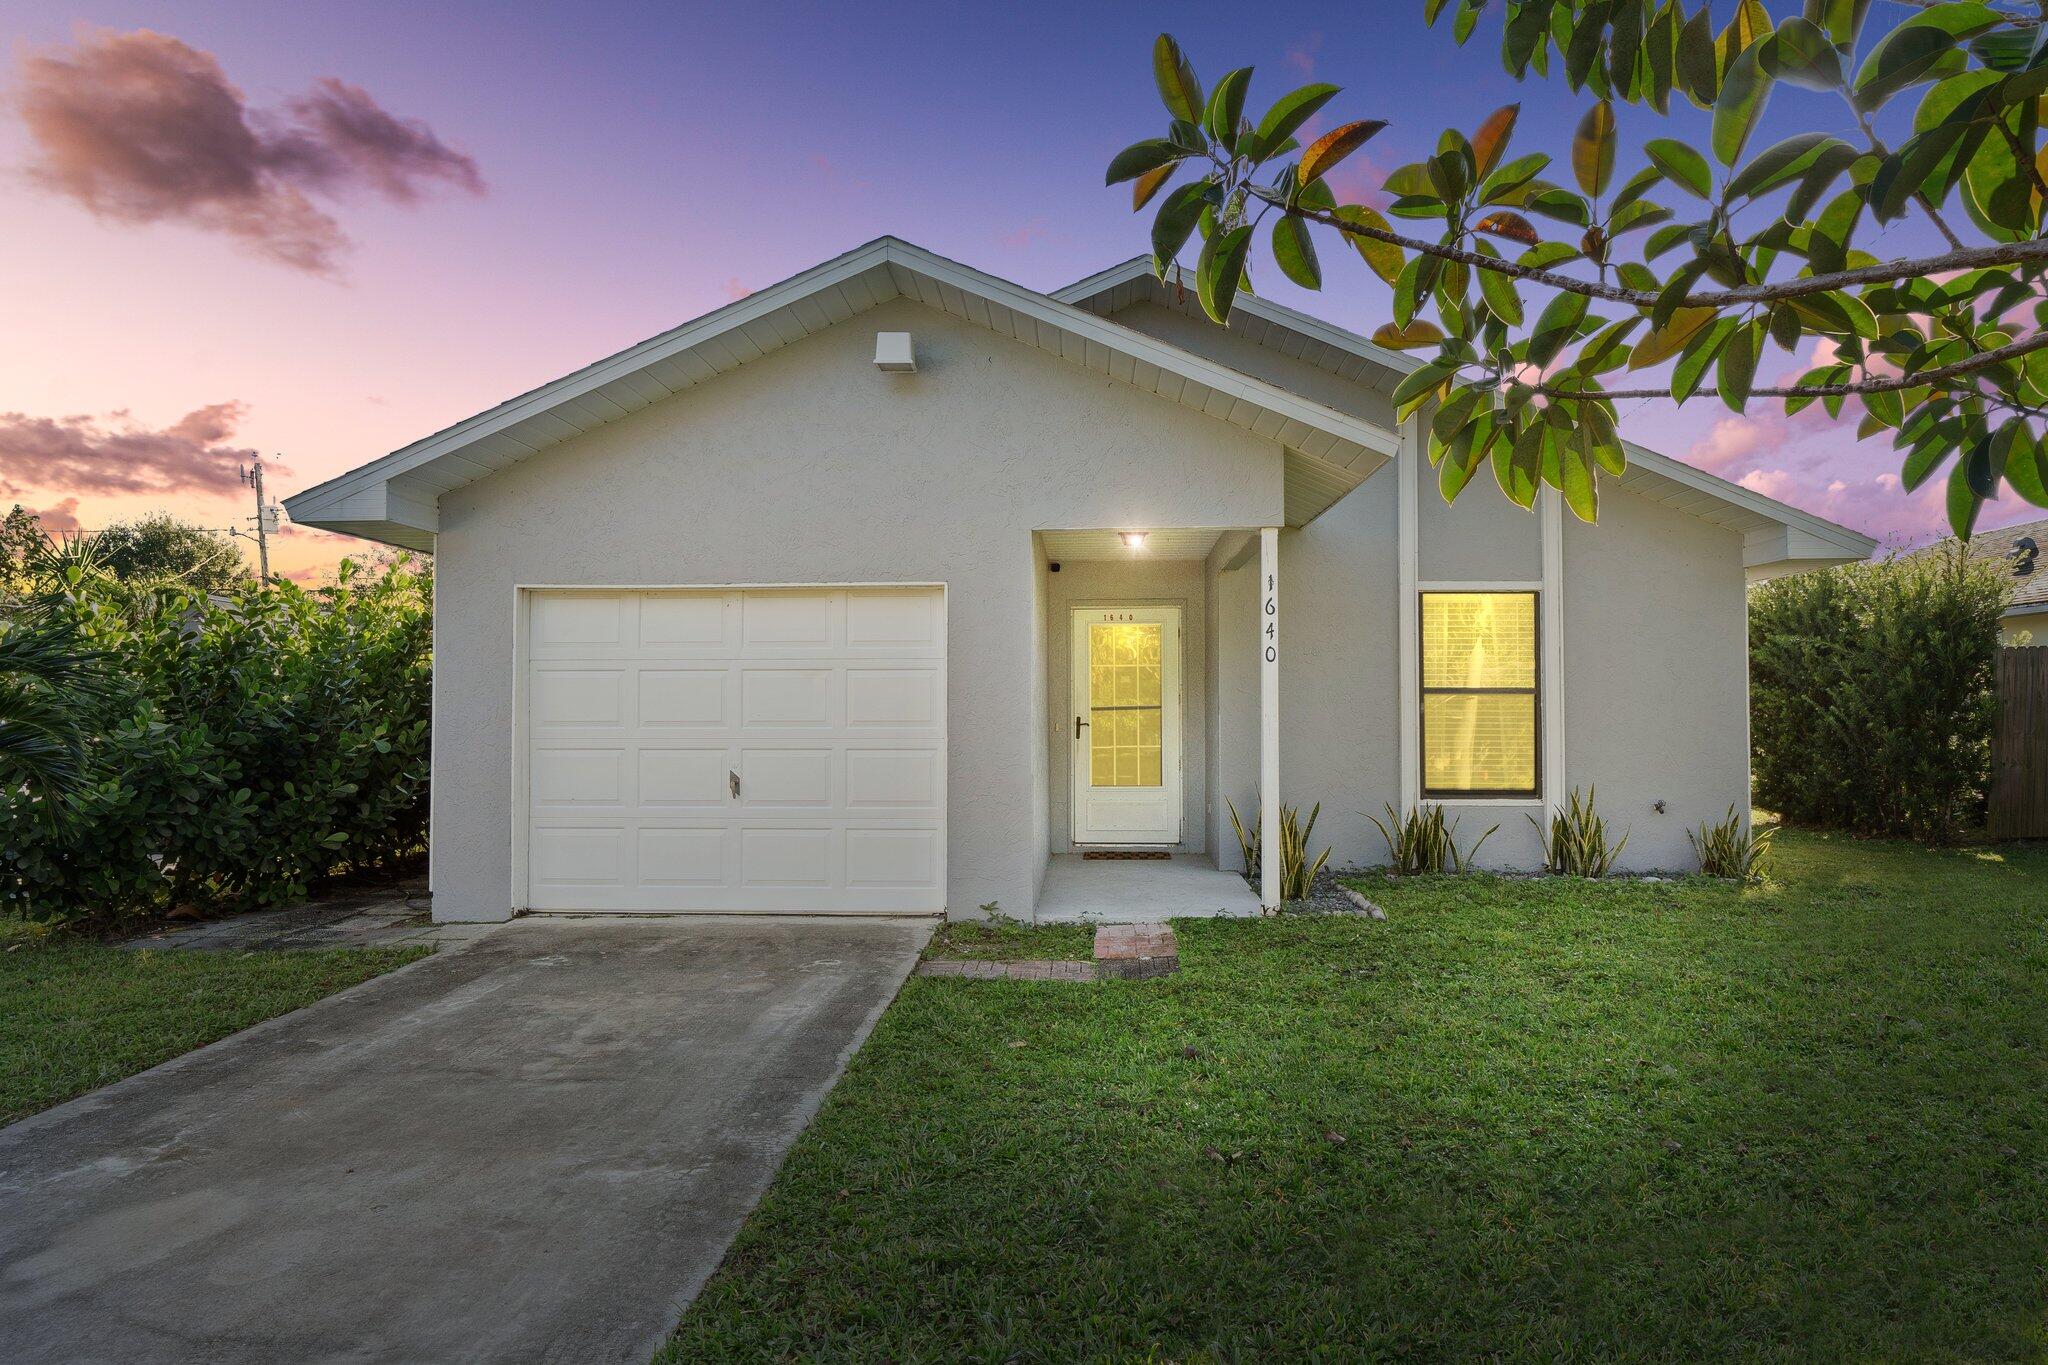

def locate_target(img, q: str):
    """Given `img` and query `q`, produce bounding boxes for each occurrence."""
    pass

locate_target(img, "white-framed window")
[1420,590,1539,798]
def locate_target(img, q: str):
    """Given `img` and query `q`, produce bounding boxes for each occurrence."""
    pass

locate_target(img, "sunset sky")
[0,1,2023,582]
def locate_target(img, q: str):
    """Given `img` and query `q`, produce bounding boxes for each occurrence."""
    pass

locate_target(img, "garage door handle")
[729,770,741,799]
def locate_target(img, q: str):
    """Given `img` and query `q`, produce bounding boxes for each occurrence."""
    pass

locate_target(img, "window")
[1420,591,1538,797]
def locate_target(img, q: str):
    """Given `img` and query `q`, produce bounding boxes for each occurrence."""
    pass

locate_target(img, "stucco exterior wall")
[2003,606,2048,646]
[432,296,1283,921]
[1042,556,1209,854]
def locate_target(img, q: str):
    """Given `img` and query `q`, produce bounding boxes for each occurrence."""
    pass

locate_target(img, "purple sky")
[0,1,2023,579]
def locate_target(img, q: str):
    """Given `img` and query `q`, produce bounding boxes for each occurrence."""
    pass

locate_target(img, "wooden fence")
[1990,647,2048,839]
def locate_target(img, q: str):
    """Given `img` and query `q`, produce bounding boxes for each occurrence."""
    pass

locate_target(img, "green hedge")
[1749,546,2006,843]
[1,559,431,923]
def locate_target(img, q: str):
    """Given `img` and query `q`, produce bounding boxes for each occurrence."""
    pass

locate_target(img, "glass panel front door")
[1088,622,1164,788]
[1071,607,1182,845]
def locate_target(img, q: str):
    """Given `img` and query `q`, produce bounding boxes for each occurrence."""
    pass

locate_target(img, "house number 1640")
[1264,574,1277,663]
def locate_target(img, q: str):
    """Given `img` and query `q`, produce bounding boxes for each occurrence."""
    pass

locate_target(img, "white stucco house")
[286,237,1876,922]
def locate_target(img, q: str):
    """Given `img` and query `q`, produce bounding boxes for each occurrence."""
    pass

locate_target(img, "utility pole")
[235,458,281,583]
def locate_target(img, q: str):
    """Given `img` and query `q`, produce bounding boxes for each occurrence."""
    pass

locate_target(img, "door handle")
[1075,715,1088,740]
[729,770,741,799]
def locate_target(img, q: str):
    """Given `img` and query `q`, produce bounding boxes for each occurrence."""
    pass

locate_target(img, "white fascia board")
[286,238,1399,533]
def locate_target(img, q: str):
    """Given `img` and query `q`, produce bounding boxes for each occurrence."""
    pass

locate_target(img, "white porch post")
[1259,526,1280,910]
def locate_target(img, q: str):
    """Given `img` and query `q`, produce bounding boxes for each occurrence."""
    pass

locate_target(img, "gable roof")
[284,237,1401,552]
[1058,257,1879,581]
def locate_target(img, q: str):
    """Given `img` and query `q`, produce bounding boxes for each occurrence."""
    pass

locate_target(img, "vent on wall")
[874,332,916,372]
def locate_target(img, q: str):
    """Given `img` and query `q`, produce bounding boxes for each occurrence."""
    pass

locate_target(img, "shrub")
[1225,798,1331,903]
[1530,786,1628,877]
[1750,545,2005,842]
[1690,806,1774,881]
[0,557,431,924]
[1363,802,1497,874]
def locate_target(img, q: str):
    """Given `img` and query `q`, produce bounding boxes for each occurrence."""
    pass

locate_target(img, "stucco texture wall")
[432,296,1283,921]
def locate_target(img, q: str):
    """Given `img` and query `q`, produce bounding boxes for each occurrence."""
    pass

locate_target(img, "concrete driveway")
[0,915,931,1364]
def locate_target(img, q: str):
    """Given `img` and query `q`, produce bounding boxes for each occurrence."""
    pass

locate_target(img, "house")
[1920,517,2048,644]
[285,237,1877,922]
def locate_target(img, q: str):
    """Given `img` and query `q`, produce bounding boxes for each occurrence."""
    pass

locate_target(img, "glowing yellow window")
[1420,591,1538,796]
[1087,623,1163,788]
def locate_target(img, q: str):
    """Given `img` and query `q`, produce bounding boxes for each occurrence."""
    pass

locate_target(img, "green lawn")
[665,831,2048,1361]
[0,921,428,1126]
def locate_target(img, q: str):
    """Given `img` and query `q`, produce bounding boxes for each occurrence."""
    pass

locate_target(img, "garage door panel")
[638,669,730,728]
[637,827,728,886]
[845,749,941,810]
[525,587,943,913]
[639,593,733,651]
[638,748,731,808]
[739,828,833,887]
[738,748,832,808]
[741,669,833,728]
[531,748,626,807]
[531,827,628,887]
[846,590,942,651]
[533,669,627,729]
[846,829,941,888]
[845,668,941,729]
[742,593,835,650]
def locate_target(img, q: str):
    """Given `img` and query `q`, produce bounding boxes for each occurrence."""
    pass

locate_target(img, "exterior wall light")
[1120,531,1148,549]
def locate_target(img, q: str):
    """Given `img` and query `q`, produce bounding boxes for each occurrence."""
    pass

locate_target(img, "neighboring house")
[1922,517,2048,645]
[286,238,1875,922]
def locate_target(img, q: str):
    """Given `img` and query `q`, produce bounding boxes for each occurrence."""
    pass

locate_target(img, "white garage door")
[522,587,946,913]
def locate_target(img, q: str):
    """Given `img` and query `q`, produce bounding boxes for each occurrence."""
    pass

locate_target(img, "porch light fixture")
[1120,531,1148,549]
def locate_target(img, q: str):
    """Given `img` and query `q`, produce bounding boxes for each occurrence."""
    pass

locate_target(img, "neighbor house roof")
[284,237,1402,552]
[1057,257,1879,582]
[1911,516,2048,613]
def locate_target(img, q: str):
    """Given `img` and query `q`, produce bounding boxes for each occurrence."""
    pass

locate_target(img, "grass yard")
[665,831,2048,1361]
[0,921,428,1125]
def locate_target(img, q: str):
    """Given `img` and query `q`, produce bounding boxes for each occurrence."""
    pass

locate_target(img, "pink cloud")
[14,28,483,273]
[720,276,751,301]
[30,497,82,532]
[0,402,267,500]
[1285,34,1323,77]
[1001,216,1050,249]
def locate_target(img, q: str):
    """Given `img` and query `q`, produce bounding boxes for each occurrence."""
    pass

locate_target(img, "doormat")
[1082,850,1171,860]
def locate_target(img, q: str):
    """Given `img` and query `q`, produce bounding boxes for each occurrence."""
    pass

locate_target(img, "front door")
[1070,606,1182,845]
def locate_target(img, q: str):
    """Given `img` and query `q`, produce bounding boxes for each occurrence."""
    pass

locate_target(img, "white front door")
[1070,606,1182,846]
[523,587,946,913]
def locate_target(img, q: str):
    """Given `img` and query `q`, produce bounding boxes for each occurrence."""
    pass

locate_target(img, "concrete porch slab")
[1036,853,1262,923]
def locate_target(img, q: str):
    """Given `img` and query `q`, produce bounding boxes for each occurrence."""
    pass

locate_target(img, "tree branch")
[1256,190,2048,309]
[1530,327,2048,400]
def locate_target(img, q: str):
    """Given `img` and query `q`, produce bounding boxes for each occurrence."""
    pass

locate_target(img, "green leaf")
[1558,433,1598,521]
[1528,290,1591,368]
[1197,223,1253,322]
[1673,317,1739,401]
[1677,4,1720,105]
[1809,0,1875,52]
[1149,181,1210,273]
[1501,418,1544,507]
[1851,8,1999,113]
[1479,152,1552,205]
[1573,101,1617,197]
[1948,449,1985,538]
[1271,214,1322,289]
[1153,34,1205,124]
[1726,132,1848,200]
[1392,359,1460,411]
[1762,16,1844,90]
[1630,307,1714,368]
[1204,67,1253,151]
[1252,84,1341,158]
[1713,43,1774,167]
[2002,420,2048,506]
[1301,120,1387,186]
[1716,321,1760,410]
[1473,243,1524,325]
[1332,204,1404,285]
[1472,104,1521,177]
[1107,139,1185,186]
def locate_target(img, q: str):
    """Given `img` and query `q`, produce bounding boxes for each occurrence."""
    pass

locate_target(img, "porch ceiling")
[1039,528,1229,561]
